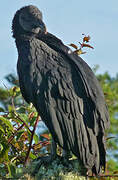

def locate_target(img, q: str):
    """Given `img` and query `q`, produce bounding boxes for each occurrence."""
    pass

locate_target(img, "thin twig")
[24,115,40,165]
[13,112,32,133]
[8,123,25,144]
[11,96,15,110]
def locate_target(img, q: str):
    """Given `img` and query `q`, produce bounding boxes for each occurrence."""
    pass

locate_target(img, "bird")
[12,5,110,175]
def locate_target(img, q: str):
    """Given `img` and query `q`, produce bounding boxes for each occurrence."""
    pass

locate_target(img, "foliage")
[0,74,51,178]
[68,34,94,55]
[94,68,118,162]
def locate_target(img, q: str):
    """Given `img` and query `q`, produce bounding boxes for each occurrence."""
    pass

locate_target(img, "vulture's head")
[12,5,47,38]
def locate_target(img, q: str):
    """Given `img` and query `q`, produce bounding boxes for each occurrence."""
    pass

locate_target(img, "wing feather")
[17,36,109,174]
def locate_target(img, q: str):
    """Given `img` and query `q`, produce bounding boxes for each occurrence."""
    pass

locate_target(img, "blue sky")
[0,0,118,86]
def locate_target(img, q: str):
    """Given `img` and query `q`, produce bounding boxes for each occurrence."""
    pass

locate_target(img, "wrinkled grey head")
[12,5,47,38]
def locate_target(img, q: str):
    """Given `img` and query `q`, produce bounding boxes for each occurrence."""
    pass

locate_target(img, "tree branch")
[24,115,40,165]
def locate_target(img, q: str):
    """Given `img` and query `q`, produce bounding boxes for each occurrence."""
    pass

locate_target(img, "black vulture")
[12,5,110,175]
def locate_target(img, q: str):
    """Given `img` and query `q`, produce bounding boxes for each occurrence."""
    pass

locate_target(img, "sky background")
[0,0,118,86]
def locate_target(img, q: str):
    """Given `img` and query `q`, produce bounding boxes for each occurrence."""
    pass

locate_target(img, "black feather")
[12,5,110,175]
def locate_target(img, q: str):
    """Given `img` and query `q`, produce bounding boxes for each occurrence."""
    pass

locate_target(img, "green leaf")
[0,107,5,112]
[0,143,10,163]
[7,163,16,178]
[18,113,28,123]
[16,167,23,174]
[0,116,13,131]
[29,152,37,159]
[33,134,39,144]
[0,163,5,168]
[16,106,26,113]
[16,130,25,141]
[0,125,5,133]
[30,117,37,126]
[0,88,9,100]
[0,144,3,151]
[8,105,15,113]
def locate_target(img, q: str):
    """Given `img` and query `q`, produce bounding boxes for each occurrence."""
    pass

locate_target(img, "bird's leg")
[50,138,57,159]
[62,149,72,159]
[39,138,57,162]
[61,149,71,166]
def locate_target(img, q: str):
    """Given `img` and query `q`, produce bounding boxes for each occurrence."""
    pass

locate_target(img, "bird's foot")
[32,154,57,176]
[32,138,57,175]
[31,151,70,176]
[60,150,71,167]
